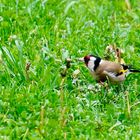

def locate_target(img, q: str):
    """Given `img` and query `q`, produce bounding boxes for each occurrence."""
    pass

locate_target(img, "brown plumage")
[92,60,125,83]
[79,55,140,83]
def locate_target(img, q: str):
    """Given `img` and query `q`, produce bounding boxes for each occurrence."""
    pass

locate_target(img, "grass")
[0,0,140,139]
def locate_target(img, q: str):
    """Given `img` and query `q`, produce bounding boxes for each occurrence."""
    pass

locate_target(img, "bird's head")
[79,55,101,71]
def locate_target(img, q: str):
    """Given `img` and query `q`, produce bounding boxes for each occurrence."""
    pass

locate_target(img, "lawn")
[0,0,140,139]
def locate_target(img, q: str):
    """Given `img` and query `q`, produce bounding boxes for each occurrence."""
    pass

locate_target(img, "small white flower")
[72,78,78,84]
[87,84,94,90]
[0,16,3,22]
[8,35,17,41]
[73,69,80,78]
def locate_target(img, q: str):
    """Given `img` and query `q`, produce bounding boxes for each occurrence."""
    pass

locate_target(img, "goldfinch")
[80,55,140,83]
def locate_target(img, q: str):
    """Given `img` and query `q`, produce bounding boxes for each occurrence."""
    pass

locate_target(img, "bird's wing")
[103,70,125,82]
[103,71,117,78]
[98,60,122,73]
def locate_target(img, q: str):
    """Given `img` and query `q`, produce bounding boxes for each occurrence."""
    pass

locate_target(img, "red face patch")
[84,55,90,66]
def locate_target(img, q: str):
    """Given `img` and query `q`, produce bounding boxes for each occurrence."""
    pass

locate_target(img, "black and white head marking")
[93,56,101,70]
[84,55,101,72]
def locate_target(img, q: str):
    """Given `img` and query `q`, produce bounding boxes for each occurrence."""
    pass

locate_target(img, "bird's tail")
[129,69,140,73]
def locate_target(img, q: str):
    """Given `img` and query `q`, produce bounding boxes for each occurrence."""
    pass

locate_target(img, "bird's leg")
[98,80,105,85]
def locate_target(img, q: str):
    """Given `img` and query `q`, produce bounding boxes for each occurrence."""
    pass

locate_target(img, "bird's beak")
[77,57,84,62]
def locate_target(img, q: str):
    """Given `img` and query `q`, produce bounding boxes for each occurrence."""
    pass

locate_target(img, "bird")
[79,54,140,84]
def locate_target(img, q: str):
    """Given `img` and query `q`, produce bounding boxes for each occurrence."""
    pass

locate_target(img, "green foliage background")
[0,0,140,139]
